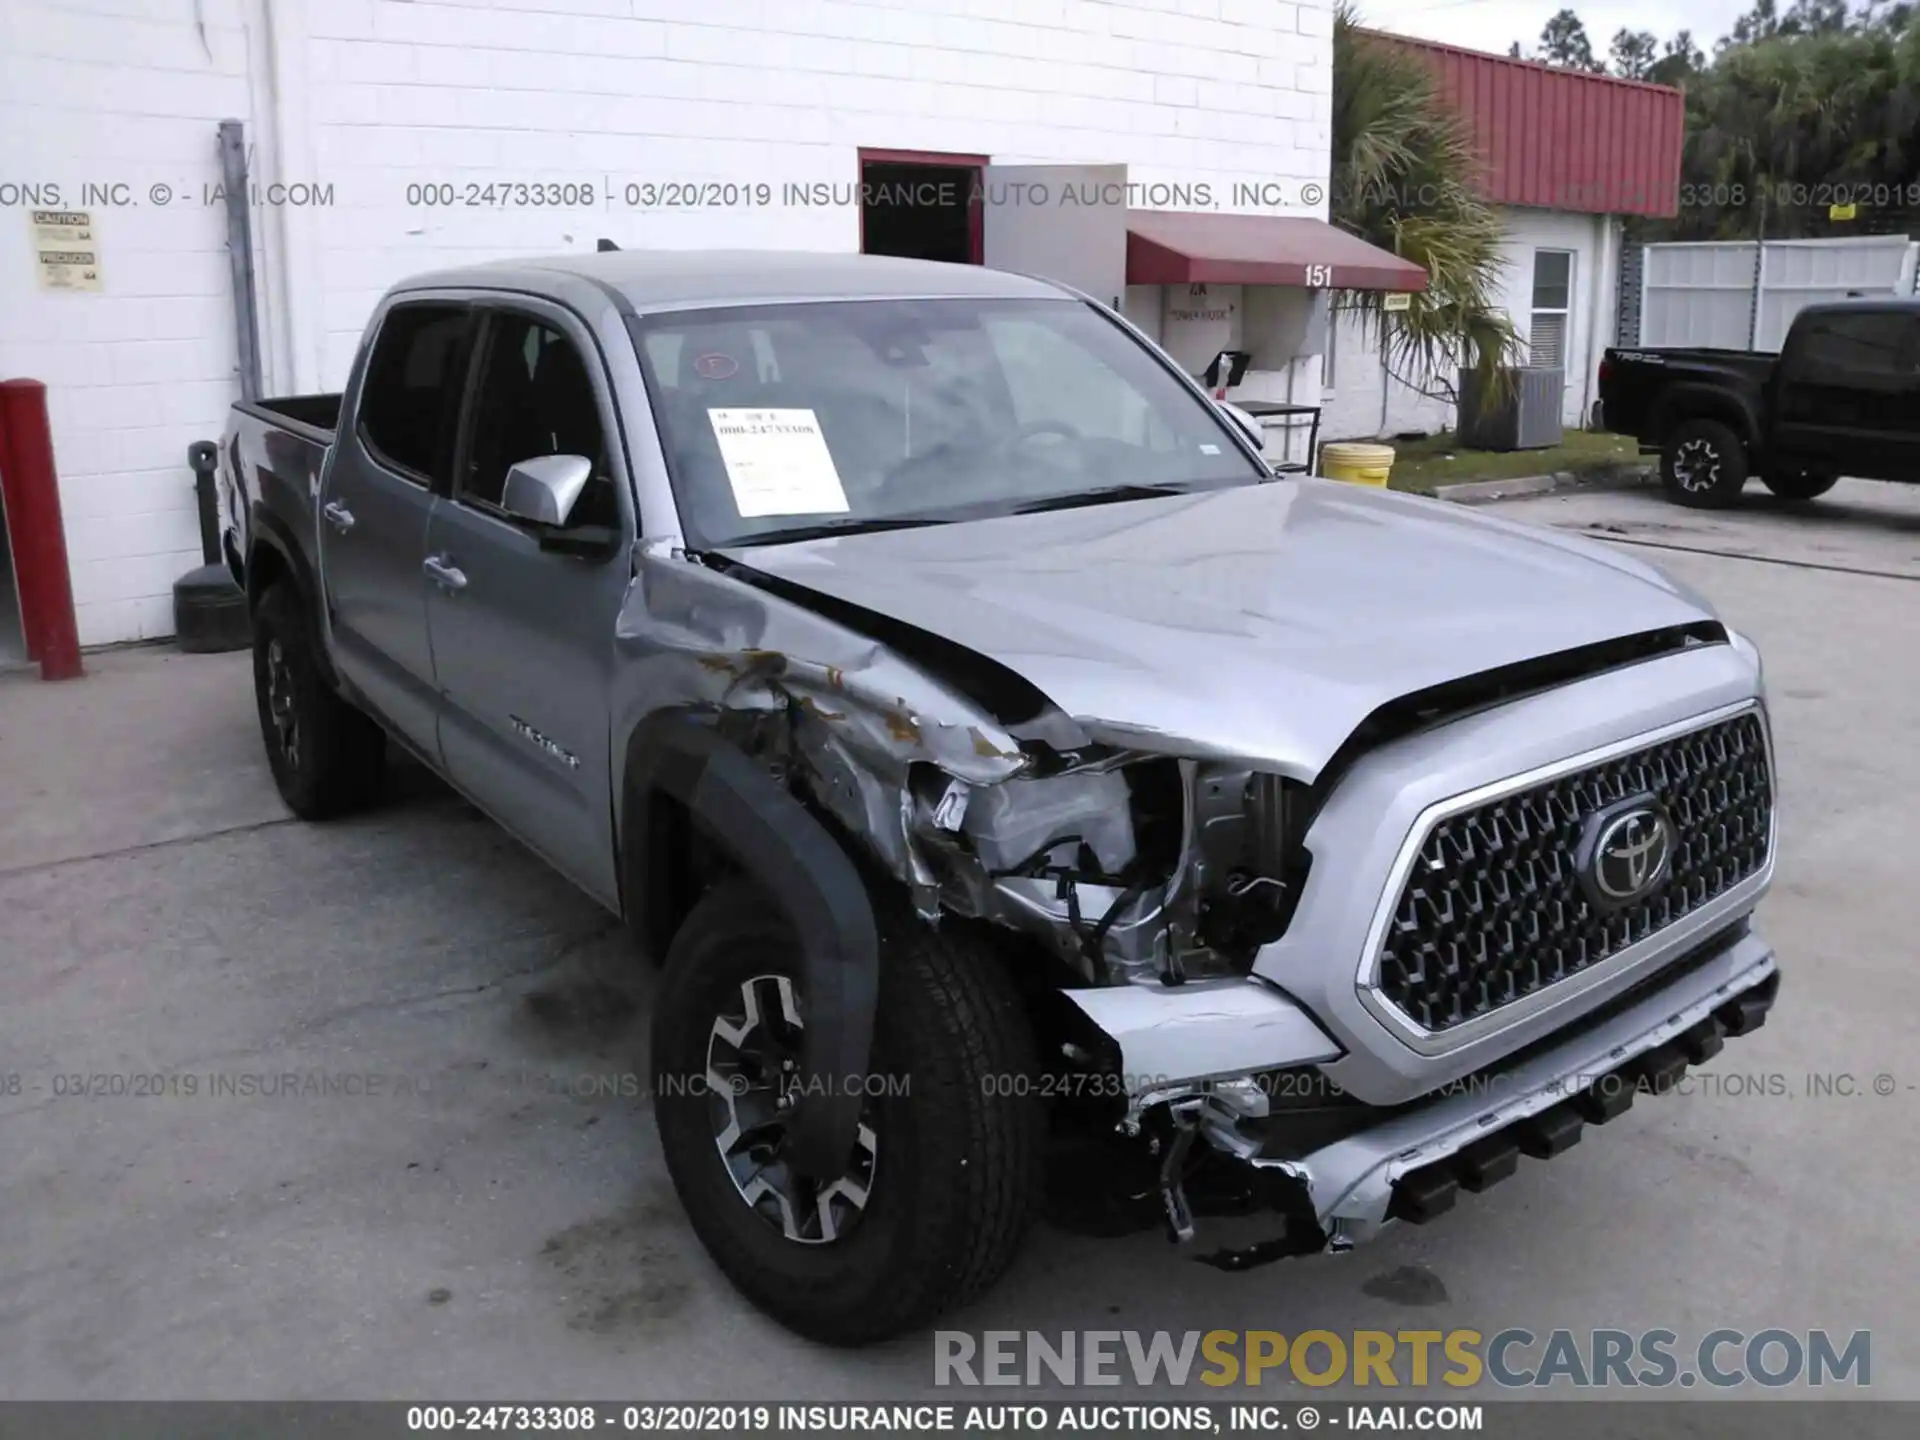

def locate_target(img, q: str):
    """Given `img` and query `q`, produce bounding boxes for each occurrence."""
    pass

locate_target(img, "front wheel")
[1661,418,1749,508]
[1762,470,1839,502]
[651,879,1043,1345]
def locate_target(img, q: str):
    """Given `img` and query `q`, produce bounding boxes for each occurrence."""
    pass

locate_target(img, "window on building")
[1529,251,1575,370]
[358,304,473,485]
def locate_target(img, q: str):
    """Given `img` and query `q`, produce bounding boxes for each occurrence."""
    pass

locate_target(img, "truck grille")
[1376,711,1772,1034]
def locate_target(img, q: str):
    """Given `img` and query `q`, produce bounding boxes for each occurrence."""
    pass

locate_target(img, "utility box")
[1159,283,1242,376]
[1457,366,1565,451]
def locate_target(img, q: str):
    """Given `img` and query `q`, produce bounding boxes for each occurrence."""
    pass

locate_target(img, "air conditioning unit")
[1456,366,1565,451]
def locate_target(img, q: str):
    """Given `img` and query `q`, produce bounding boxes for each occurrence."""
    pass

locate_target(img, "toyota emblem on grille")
[1578,796,1675,910]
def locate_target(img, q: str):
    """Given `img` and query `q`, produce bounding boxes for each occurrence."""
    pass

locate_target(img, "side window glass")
[359,304,472,485]
[1797,313,1911,380]
[462,314,619,527]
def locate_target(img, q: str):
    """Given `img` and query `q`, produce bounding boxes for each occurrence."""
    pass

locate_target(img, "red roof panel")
[1365,31,1685,218]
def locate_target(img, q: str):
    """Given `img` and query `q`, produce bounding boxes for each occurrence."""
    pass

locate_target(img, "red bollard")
[0,378,84,680]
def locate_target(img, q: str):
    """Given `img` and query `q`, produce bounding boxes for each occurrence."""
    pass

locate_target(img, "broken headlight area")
[899,753,1315,986]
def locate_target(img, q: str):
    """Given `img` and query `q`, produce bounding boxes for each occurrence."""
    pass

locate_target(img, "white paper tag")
[707,408,850,518]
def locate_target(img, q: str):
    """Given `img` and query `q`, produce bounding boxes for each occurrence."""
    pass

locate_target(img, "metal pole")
[219,120,264,404]
[0,379,84,681]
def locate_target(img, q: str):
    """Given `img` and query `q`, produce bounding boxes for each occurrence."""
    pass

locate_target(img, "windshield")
[628,296,1267,549]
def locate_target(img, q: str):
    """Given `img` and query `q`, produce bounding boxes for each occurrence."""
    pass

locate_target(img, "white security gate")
[1633,236,1920,351]
[1640,242,1761,348]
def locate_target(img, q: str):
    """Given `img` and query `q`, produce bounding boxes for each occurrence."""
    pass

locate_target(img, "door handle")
[422,554,467,592]
[322,500,355,534]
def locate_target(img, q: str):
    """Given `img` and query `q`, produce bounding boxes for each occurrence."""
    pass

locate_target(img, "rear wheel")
[651,879,1043,1345]
[251,582,385,819]
[1762,470,1839,502]
[1661,418,1749,508]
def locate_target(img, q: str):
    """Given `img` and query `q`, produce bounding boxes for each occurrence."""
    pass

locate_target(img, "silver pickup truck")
[219,250,1780,1346]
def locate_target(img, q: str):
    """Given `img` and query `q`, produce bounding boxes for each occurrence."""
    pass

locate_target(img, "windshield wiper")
[728,515,952,547]
[1005,482,1202,516]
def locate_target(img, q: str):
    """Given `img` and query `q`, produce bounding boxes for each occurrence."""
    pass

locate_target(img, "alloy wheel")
[705,973,878,1245]
[1672,438,1721,493]
[265,638,301,773]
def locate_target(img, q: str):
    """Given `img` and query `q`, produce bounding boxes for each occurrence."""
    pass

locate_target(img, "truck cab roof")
[393,249,1072,315]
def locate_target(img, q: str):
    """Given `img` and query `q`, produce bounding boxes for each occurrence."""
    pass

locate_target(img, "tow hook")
[1155,1103,1201,1243]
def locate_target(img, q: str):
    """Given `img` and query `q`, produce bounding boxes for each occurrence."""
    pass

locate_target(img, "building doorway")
[857,148,988,265]
[0,485,26,668]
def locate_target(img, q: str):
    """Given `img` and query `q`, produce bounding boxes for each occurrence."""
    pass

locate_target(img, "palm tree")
[1331,8,1518,404]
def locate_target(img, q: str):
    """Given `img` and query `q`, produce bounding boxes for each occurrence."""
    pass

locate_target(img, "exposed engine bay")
[905,753,1312,986]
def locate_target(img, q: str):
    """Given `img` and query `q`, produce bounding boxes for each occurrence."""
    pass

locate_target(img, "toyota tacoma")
[219,250,1780,1345]
[1599,296,1920,508]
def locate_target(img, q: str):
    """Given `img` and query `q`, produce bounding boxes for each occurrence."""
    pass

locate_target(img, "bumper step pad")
[1386,970,1780,1225]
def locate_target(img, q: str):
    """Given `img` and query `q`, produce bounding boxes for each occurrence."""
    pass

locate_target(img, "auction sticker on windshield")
[707,407,850,518]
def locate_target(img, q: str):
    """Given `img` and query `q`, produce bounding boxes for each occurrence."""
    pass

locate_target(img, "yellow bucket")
[1319,441,1396,487]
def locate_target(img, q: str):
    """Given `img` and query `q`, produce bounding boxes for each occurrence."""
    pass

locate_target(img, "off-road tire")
[1762,470,1839,502]
[652,878,1044,1345]
[251,581,385,819]
[1661,418,1749,509]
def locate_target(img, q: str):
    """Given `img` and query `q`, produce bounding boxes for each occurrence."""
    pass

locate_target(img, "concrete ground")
[3,477,1919,1401]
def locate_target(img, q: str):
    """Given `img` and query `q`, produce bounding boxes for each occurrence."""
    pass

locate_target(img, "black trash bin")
[173,440,250,653]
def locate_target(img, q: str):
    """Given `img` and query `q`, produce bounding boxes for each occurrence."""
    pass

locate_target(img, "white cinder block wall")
[1319,207,1621,442]
[0,0,266,647]
[2,0,1335,646]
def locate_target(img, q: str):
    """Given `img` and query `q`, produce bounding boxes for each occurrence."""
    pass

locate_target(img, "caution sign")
[30,209,103,291]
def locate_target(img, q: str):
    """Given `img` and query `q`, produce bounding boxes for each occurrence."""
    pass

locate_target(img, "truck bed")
[1598,346,1776,446]
[219,394,340,593]
[243,393,341,441]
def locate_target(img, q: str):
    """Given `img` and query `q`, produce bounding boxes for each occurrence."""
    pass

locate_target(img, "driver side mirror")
[1214,401,1266,457]
[501,453,593,527]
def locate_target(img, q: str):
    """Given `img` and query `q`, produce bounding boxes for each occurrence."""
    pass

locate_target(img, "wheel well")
[630,788,739,963]
[1654,397,1754,452]
[245,539,292,612]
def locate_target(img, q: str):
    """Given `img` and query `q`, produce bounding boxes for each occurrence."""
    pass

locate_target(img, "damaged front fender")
[612,544,1307,989]
[614,543,1044,918]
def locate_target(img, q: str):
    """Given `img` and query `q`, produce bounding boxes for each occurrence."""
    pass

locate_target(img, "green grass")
[1357,429,1643,493]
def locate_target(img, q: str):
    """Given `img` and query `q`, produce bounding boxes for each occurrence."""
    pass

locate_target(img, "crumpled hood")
[722,480,1720,779]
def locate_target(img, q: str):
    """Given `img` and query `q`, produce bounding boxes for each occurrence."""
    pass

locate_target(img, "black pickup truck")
[1599,298,1920,508]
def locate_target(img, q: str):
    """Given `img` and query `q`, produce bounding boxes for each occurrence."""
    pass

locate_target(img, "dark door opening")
[0,485,25,668]
[857,148,988,265]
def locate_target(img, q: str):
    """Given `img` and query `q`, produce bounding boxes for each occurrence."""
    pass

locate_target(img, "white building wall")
[4,0,1335,644]
[0,0,264,647]
[1319,206,1620,443]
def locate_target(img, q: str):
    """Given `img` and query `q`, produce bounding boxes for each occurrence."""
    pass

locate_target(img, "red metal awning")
[1125,211,1429,291]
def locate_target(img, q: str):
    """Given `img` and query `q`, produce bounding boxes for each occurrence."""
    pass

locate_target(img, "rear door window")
[1794,311,1918,381]
[358,304,474,486]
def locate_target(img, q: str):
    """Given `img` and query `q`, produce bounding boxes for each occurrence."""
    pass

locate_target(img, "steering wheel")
[1005,419,1083,451]
[871,418,1088,508]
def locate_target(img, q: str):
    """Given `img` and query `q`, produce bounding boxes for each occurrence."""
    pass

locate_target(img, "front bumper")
[1226,922,1778,1247]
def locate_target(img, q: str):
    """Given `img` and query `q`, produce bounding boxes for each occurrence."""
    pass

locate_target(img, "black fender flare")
[246,504,341,689]
[621,714,878,1178]
[1649,385,1761,452]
